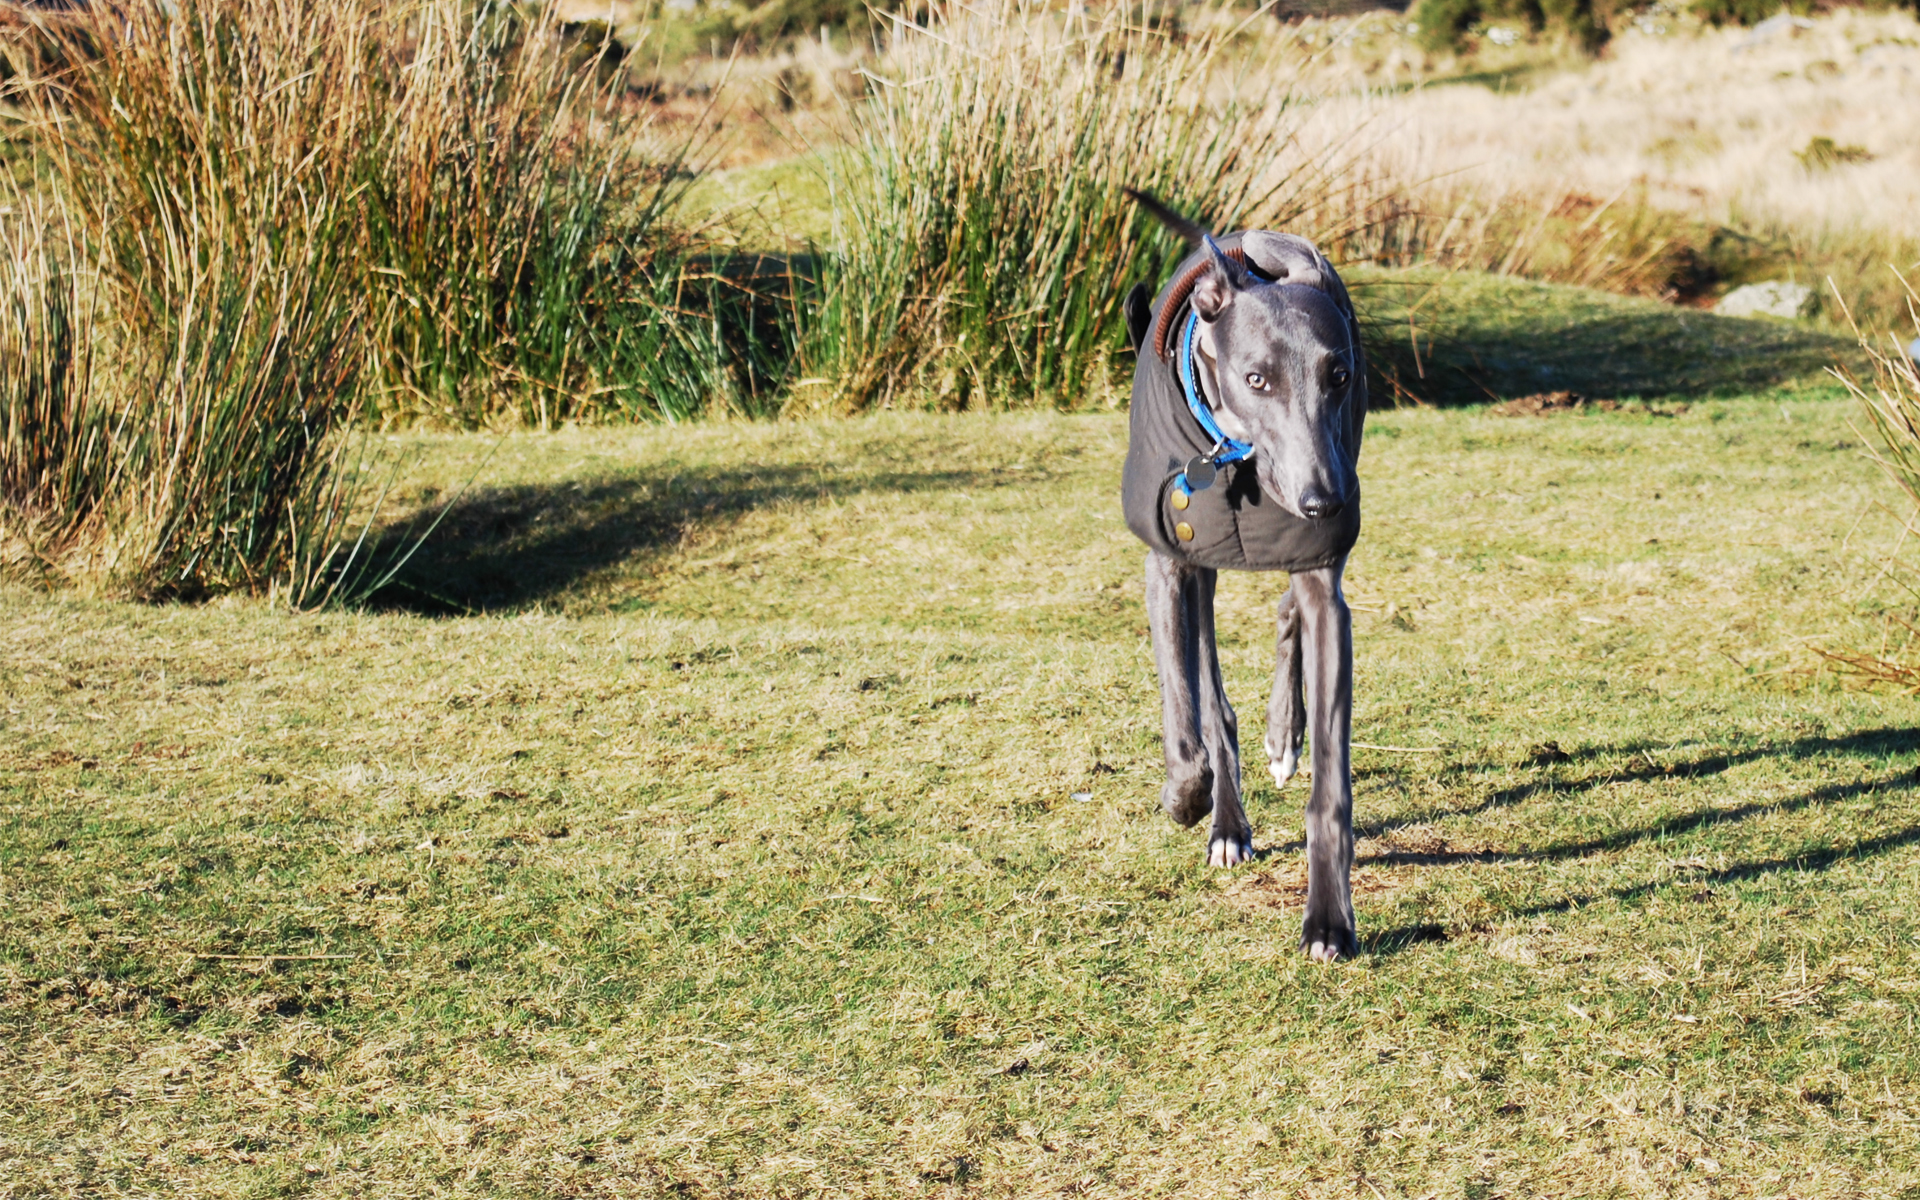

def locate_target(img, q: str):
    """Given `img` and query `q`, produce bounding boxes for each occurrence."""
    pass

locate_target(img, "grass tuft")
[18,0,374,602]
[0,197,112,573]
[358,1,738,427]
[4,0,763,603]
[793,1,1334,413]
[1825,273,1920,688]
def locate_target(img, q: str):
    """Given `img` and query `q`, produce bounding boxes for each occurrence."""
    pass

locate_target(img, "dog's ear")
[1191,235,1250,322]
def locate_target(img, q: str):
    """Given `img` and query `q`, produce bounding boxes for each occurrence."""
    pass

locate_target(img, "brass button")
[1170,488,1190,511]
[1175,521,1194,542]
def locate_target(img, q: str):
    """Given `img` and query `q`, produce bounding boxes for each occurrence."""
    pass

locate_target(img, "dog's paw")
[1267,746,1300,788]
[1300,914,1358,962]
[1160,767,1214,828]
[1207,832,1253,867]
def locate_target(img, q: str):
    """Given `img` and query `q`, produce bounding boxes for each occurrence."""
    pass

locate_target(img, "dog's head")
[1188,233,1361,521]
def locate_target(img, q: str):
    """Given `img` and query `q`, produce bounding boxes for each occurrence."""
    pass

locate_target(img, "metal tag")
[1184,456,1217,491]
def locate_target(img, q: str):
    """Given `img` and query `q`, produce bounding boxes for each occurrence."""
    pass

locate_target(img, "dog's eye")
[1245,372,1269,391]
[1329,365,1351,388]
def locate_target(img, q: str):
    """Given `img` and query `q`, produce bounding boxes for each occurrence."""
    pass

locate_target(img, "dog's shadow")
[1235,728,1920,957]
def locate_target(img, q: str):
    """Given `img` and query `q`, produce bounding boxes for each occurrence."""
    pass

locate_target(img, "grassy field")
[5,279,1920,1195]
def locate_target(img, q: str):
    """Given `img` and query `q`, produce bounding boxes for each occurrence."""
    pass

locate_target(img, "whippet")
[1120,196,1366,961]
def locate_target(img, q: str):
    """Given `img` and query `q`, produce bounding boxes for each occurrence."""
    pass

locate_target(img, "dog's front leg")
[1144,551,1250,865]
[1292,562,1355,960]
[1265,587,1306,789]
[1145,552,1212,828]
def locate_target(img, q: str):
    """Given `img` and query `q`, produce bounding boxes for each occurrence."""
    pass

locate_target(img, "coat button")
[1175,522,1194,542]
[1170,487,1190,511]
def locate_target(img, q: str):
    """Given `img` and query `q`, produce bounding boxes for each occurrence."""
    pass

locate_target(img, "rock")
[1716,281,1814,320]
[1491,391,1592,416]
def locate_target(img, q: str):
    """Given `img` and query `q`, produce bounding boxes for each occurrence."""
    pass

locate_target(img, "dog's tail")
[1123,188,1209,245]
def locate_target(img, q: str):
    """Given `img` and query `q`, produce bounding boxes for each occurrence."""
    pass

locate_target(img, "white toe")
[1208,837,1250,868]
[1268,750,1299,788]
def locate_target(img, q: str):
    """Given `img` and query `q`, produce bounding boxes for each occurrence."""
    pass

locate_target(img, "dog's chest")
[1120,331,1359,572]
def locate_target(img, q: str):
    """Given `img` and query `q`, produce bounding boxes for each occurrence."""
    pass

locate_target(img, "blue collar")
[1176,309,1253,472]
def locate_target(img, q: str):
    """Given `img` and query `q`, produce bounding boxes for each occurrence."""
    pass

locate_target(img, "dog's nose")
[1299,489,1344,520]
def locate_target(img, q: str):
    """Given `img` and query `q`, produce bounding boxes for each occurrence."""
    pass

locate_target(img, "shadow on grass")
[1351,728,1920,956]
[1362,772,1913,870]
[1352,273,1858,406]
[368,460,1005,613]
[1355,727,1920,839]
[1365,810,1920,957]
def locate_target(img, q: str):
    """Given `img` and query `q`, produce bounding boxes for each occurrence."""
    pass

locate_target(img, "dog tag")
[1183,456,1217,491]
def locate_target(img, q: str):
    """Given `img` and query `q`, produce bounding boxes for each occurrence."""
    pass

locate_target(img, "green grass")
[5,353,1920,1193]
[683,153,842,249]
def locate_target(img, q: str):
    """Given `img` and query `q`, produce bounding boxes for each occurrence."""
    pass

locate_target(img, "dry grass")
[1351,10,1920,239]
[6,358,1920,1194]
[0,196,108,571]
[680,8,1920,334]
[0,0,736,605]
[6,0,375,603]
[1274,9,1920,324]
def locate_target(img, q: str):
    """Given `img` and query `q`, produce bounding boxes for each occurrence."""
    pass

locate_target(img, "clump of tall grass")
[796,1,1338,413]
[1824,277,1920,690]
[0,198,114,573]
[3,0,747,604]
[13,0,375,601]
[362,3,740,427]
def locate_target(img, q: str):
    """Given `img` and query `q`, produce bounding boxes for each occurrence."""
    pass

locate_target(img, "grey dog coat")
[1121,231,1367,572]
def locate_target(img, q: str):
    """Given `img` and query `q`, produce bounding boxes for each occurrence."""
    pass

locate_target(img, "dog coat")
[1120,231,1366,572]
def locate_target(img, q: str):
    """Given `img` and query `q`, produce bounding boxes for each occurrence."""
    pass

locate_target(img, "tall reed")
[797,1,1327,413]
[361,2,735,427]
[4,0,746,603]
[1823,278,1920,689]
[21,0,376,601]
[0,197,116,573]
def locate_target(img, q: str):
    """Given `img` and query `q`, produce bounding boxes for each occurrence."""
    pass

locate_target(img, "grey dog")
[1119,195,1367,961]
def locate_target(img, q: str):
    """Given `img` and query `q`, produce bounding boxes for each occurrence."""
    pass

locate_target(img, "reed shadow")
[1349,730,1920,957]
[1355,727,1918,839]
[1364,808,1920,958]
[1353,275,1856,406]
[369,459,1003,614]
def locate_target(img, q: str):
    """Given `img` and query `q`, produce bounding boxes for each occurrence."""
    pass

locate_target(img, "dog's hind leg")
[1265,587,1307,789]
[1144,551,1250,866]
[1292,563,1357,961]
